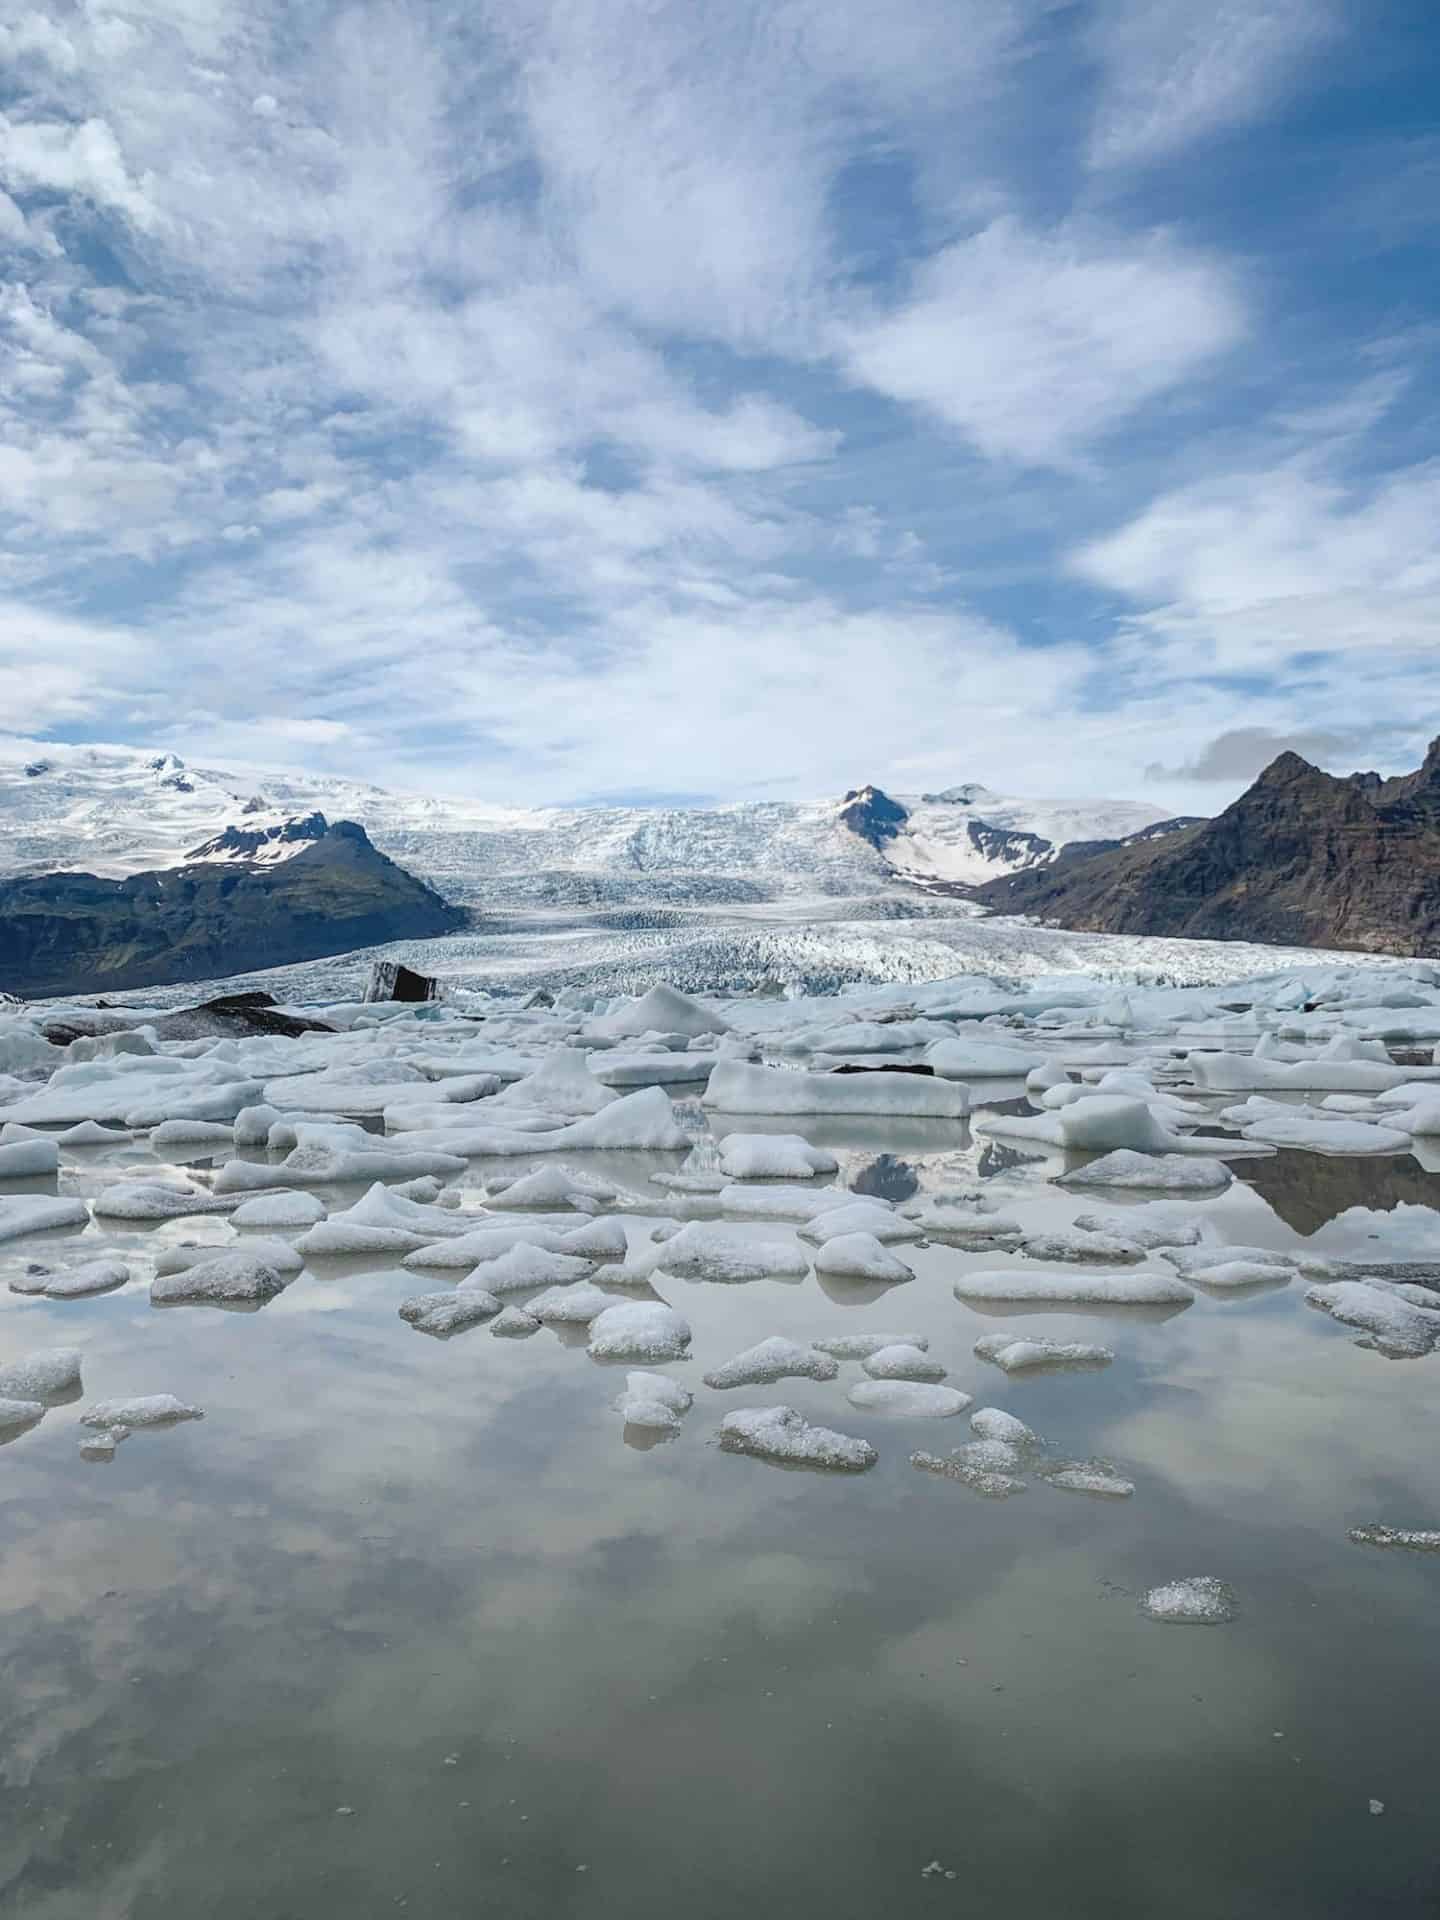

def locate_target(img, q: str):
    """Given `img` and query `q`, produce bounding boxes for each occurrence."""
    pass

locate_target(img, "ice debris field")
[3,961,1439,1582]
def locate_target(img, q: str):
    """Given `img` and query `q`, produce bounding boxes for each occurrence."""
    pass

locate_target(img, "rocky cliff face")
[975,742,1440,956]
[0,820,466,998]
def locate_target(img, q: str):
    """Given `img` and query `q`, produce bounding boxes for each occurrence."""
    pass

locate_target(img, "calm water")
[2,1109,1438,1919]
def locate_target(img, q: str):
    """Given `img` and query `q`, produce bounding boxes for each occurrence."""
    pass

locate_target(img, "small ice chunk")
[973,1333,1115,1373]
[31,1258,129,1299]
[0,1347,82,1401]
[154,1235,302,1277]
[798,1202,923,1246]
[484,1166,616,1212]
[1139,1576,1237,1624]
[704,1060,966,1119]
[1019,1228,1146,1265]
[231,1190,327,1228]
[650,1169,727,1194]
[969,1406,1036,1447]
[626,1222,809,1284]
[529,1281,622,1324]
[489,1305,540,1337]
[559,1216,630,1262]
[812,1234,914,1283]
[910,1445,1026,1497]
[233,1103,283,1145]
[718,1184,852,1223]
[399,1288,501,1335]
[1072,1207,1205,1251]
[1348,1524,1440,1552]
[1040,1459,1135,1498]
[863,1343,946,1382]
[150,1251,288,1306]
[81,1394,203,1428]
[812,1331,929,1360]
[0,1195,90,1243]
[1305,1280,1440,1358]
[615,1370,693,1430]
[588,1300,692,1360]
[80,1428,125,1461]
[703,1337,838,1389]
[716,1134,839,1180]
[900,1196,1021,1243]
[1057,1152,1232,1192]
[954,1267,1192,1307]
[846,1381,971,1417]
[295,1182,475,1256]
[92,1182,237,1221]
[55,1119,132,1146]
[472,1242,594,1294]
[718,1404,876,1471]
[150,1118,238,1148]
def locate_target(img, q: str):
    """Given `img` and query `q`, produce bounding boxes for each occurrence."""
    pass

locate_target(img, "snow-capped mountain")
[0,739,1191,904]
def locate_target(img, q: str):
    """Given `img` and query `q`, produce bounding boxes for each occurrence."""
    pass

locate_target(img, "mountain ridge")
[975,738,1440,957]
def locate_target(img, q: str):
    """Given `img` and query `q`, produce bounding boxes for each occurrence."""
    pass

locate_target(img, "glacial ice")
[1304,1280,1440,1357]
[0,1195,90,1242]
[151,1250,289,1305]
[1348,1524,1440,1552]
[0,1347,82,1401]
[231,1189,328,1227]
[0,1136,61,1178]
[797,1202,924,1245]
[0,1396,46,1432]
[92,1181,239,1221]
[13,1257,129,1299]
[704,1060,968,1118]
[625,1221,809,1284]
[812,1331,929,1359]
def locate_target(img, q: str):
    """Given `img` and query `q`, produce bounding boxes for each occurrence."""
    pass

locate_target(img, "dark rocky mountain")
[976,740,1440,956]
[838,784,909,849]
[184,811,330,862]
[0,819,465,998]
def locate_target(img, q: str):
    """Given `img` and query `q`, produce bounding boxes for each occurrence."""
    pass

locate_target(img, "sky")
[0,0,1436,813]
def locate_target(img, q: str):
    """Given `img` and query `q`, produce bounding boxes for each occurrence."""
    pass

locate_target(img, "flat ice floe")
[798,1202,924,1245]
[1304,1280,1440,1357]
[969,1406,1037,1446]
[953,1267,1193,1307]
[846,1380,971,1417]
[484,1165,617,1211]
[80,1394,203,1428]
[0,1395,46,1432]
[399,1287,502,1335]
[1071,1206,1205,1250]
[718,1405,876,1471]
[488,1304,540,1337]
[624,1222,809,1284]
[702,1337,839,1389]
[910,1443,1027,1497]
[1056,1151,1233,1192]
[1139,1576,1238,1624]
[231,1190,328,1227]
[1038,1459,1135,1498]
[150,1250,289,1306]
[92,1181,238,1220]
[704,1061,968,1119]
[974,1333,1115,1373]
[0,1136,61,1177]
[812,1331,929,1359]
[1018,1227,1146,1264]
[1348,1524,1440,1552]
[11,1257,129,1299]
[294,1182,476,1256]
[465,1242,595,1293]
[528,1281,623,1324]
[0,1195,91,1242]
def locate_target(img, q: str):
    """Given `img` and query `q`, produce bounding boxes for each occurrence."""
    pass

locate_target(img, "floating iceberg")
[718,1405,876,1471]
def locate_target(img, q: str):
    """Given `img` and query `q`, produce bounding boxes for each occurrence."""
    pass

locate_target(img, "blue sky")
[0,0,1436,811]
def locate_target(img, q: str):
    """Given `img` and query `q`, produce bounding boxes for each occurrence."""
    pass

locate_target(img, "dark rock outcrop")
[184,813,330,862]
[364,961,443,1004]
[0,819,465,997]
[974,741,1440,957]
[838,785,909,849]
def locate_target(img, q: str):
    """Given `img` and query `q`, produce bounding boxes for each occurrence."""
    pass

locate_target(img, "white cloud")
[0,114,160,230]
[841,218,1246,467]
[1086,0,1336,169]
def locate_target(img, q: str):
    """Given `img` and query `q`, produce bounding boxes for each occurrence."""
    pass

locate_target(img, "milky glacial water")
[2,1112,1438,1920]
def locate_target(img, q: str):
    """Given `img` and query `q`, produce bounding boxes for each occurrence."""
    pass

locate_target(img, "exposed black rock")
[838,784,909,850]
[0,819,465,997]
[185,812,330,862]
[364,960,443,1003]
[829,1061,936,1076]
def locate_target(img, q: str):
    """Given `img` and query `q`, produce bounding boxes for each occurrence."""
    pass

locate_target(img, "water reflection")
[849,1154,919,1203]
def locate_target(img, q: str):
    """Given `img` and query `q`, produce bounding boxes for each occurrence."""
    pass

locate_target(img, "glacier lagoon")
[1,962,1439,1917]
